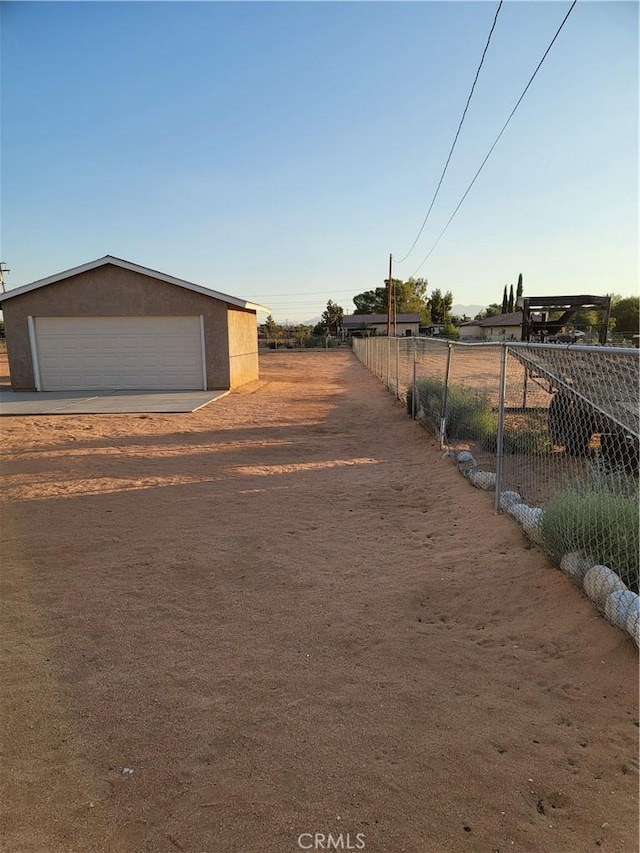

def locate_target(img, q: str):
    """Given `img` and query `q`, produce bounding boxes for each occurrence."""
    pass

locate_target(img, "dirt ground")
[1,350,638,853]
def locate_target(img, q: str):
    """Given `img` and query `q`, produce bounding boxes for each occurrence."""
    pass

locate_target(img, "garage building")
[0,255,268,392]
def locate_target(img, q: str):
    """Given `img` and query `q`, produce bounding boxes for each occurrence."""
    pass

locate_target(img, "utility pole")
[386,254,393,336]
[0,262,9,293]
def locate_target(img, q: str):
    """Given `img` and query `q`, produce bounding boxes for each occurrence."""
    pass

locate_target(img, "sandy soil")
[1,350,638,853]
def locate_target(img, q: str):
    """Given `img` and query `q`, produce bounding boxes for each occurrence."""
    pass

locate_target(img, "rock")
[456,451,475,465]
[583,565,627,611]
[523,522,545,547]
[508,504,543,528]
[604,590,639,631]
[466,469,496,490]
[559,552,591,586]
[500,491,523,510]
[626,608,640,647]
[456,451,477,473]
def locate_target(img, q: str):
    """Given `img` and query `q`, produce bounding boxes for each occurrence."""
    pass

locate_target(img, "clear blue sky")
[1,1,637,323]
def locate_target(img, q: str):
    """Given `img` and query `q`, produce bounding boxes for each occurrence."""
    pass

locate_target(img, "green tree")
[610,295,639,336]
[508,284,514,313]
[516,273,523,302]
[320,300,344,335]
[450,314,470,325]
[353,278,430,324]
[501,286,508,314]
[396,277,431,323]
[428,288,453,324]
[570,309,601,330]
[353,287,387,314]
[475,304,502,320]
[260,314,282,342]
[294,324,312,347]
[439,321,459,340]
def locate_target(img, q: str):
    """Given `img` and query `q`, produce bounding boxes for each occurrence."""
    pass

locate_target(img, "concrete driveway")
[0,389,229,415]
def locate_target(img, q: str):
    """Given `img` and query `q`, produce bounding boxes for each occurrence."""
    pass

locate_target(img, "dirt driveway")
[1,350,637,853]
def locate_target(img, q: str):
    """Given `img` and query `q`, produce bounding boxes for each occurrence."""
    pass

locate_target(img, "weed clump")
[541,473,639,591]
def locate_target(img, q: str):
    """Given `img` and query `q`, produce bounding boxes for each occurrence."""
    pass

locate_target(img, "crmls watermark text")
[297,832,365,850]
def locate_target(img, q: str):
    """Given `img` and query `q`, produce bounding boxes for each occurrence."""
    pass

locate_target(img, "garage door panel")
[35,317,204,391]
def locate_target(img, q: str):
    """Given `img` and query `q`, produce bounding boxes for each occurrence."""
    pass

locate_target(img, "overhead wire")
[395,0,504,265]
[410,0,578,277]
[245,287,357,298]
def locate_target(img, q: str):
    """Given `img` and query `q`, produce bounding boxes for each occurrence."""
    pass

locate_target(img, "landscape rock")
[559,552,591,587]
[466,469,496,490]
[604,590,640,631]
[626,607,640,647]
[455,451,475,465]
[508,504,543,528]
[583,565,627,611]
[523,522,545,547]
[499,491,523,510]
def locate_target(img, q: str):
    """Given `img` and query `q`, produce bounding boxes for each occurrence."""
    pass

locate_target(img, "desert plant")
[408,379,553,454]
[408,380,555,455]
[480,425,553,455]
[406,377,445,426]
[540,475,639,591]
[432,382,496,443]
[407,378,495,439]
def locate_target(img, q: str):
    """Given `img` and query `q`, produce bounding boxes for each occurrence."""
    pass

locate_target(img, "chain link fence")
[352,337,640,644]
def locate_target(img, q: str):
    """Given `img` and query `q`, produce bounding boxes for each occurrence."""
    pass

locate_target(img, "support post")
[412,342,417,418]
[439,343,453,449]
[494,343,509,513]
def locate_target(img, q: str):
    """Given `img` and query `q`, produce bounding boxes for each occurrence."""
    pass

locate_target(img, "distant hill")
[451,304,485,319]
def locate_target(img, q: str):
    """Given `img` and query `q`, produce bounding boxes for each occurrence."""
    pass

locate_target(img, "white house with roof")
[459,311,523,341]
[341,312,421,338]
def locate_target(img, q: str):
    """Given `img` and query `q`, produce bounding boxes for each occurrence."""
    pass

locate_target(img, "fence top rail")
[506,341,638,357]
[406,338,637,357]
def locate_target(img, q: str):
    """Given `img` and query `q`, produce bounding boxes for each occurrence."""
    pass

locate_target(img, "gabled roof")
[342,312,421,326]
[461,311,523,328]
[0,255,270,313]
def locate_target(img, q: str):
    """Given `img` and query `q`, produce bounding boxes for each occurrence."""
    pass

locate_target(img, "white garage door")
[34,316,205,391]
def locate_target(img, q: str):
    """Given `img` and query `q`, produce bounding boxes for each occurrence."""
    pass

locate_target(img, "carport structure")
[0,255,268,392]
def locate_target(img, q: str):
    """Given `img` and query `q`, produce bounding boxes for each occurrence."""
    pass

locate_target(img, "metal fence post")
[396,338,401,398]
[494,343,508,513]
[385,337,389,388]
[439,343,453,449]
[412,342,417,418]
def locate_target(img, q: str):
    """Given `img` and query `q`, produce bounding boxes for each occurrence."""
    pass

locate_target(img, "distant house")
[459,311,523,341]
[341,313,420,338]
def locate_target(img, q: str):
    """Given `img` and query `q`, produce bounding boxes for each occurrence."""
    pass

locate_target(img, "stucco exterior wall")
[1,264,249,390]
[459,324,482,339]
[227,307,259,387]
[343,322,420,337]
[484,325,521,341]
[394,322,420,336]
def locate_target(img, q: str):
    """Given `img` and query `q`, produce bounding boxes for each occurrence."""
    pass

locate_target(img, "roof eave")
[0,255,269,312]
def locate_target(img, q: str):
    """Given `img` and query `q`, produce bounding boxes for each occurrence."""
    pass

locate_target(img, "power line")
[395,1,503,265]
[410,0,578,278]
[244,288,356,298]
